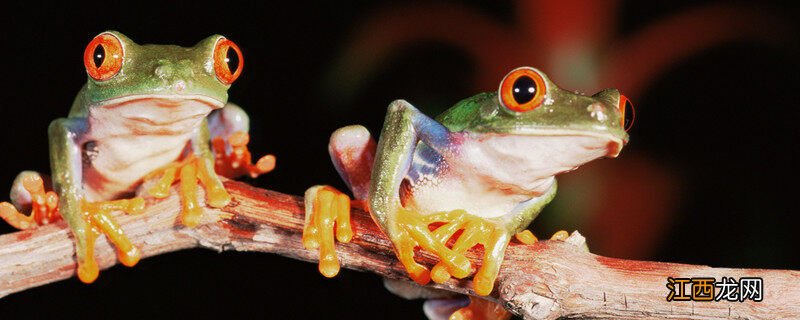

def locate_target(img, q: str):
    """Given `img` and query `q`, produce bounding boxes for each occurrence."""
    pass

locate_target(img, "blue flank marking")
[407,143,445,185]
[406,107,453,186]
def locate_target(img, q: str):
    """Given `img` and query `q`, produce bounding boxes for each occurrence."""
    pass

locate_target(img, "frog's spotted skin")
[303,67,629,316]
[0,31,274,283]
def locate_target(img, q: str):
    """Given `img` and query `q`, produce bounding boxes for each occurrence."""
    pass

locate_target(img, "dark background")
[1,1,799,319]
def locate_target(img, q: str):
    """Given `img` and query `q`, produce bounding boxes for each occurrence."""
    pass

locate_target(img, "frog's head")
[440,67,633,187]
[445,66,631,155]
[80,30,243,111]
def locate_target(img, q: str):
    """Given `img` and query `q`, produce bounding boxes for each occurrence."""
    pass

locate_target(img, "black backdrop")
[1,1,799,319]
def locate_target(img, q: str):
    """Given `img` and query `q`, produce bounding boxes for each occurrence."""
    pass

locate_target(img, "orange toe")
[515,230,538,245]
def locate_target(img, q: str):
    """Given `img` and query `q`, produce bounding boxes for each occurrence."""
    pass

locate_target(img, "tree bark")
[0,180,797,319]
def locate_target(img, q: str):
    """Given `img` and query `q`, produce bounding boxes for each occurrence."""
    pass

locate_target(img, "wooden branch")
[0,180,798,319]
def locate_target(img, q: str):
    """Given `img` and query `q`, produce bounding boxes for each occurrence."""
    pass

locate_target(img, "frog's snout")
[606,140,624,158]
[590,88,629,130]
[584,99,629,157]
[172,80,187,92]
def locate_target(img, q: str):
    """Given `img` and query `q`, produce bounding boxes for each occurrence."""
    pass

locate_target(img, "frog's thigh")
[329,125,376,200]
[9,171,51,211]
[208,102,250,139]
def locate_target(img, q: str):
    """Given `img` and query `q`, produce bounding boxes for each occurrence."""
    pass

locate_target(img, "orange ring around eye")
[618,94,635,131]
[83,33,124,81]
[213,38,243,85]
[499,67,547,112]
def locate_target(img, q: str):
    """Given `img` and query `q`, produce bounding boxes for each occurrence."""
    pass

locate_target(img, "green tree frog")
[0,31,274,283]
[302,67,631,302]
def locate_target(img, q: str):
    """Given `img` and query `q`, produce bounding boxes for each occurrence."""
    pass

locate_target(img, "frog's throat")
[89,94,225,110]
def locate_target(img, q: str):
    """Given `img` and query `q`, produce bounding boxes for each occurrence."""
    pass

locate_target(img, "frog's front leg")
[147,120,232,227]
[369,100,472,285]
[49,118,145,283]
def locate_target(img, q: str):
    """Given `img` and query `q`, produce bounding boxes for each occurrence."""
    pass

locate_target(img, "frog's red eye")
[499,67,547,112]
[213,38,243,85]
[83,33,124,81]
[618,95,635,131]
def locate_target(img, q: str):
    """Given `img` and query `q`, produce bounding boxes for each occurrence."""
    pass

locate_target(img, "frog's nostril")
[173,80,187,92]
[586,103,608,122]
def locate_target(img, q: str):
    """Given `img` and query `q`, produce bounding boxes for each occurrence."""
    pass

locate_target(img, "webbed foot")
[0,172,60,229]
[420,211,513,296]
[303,187,471,285]
[147,155,231,227]
[386,208,472,285]
[76,197,145,283]
[213,131,275,179]
[302,185,353,277]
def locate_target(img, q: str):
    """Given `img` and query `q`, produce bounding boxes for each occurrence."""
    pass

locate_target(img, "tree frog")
[302,67,630,301]
[0,31,274,283]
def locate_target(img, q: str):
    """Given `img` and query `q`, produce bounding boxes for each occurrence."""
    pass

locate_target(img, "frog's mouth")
[538,130,626,158]
[92,94,225,127]
[485,128,627,158]
[95,94,226,110]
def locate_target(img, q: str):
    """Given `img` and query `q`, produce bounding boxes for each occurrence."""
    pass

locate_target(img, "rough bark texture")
[0,180,798,319]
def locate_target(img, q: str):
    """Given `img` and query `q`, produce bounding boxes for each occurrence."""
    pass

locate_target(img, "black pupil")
[92,44,105,68]
[512,76,537,104]
[225,47,239,73]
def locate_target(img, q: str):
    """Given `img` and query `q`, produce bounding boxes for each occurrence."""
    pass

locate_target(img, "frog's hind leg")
[49,118,146,283]
[303,125,375,277]
[208,103,275,179]
[0,171,60,229]
[328,125,377,201]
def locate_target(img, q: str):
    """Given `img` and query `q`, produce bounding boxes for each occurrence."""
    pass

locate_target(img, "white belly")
[81,98,214,201]
[82,134,194,201]
[406,173,553,219]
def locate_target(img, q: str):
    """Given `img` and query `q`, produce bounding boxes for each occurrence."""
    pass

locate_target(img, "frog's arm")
[48,118,93,278]
[49,118,144,283]
[369,100,454,226]
[190,120,232,210]
[501,181,557,234]
[148,106,275,228]
[369,99,471,284]
[150,120,232,227]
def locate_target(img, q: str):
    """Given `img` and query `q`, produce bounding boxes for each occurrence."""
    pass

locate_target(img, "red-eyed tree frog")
[0,31,274,283]
[302,67,631,317]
